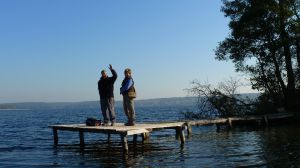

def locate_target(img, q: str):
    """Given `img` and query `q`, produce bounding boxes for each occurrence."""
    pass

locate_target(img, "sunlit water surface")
[0,106,299,167]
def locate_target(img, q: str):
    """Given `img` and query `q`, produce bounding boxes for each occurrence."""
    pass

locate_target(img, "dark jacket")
[98,69,117,99]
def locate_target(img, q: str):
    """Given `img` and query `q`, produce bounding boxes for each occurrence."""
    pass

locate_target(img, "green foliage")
[216,0,300,111]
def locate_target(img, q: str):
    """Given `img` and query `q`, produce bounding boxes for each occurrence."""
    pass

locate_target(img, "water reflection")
[49,124,300,167]
[260,125,300,167]
[53,141,175,168]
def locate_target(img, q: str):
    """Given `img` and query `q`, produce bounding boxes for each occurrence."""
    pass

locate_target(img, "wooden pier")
[49,113,293,153]
[49,122,187,153]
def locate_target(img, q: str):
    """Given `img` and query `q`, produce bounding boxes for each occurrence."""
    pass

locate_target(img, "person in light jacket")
[120,68,136,126]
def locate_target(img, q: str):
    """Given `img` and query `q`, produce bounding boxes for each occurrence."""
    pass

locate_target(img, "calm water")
[0,105,299,168]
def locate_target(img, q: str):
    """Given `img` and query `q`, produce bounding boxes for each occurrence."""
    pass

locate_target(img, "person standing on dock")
[120,68,136,126]
[98,64,117,126]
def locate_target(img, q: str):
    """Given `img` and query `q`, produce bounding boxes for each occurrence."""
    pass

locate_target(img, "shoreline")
[0,109,31,111]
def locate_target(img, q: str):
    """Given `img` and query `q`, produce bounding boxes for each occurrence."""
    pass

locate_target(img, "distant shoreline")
[0,109,31,111]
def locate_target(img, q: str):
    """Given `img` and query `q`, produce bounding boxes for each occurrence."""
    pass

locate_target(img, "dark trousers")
[100,97,116,123]
[123,95,135,123]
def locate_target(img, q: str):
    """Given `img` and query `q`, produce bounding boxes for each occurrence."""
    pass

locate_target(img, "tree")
[215,0,300,111]
[186,78,256,118]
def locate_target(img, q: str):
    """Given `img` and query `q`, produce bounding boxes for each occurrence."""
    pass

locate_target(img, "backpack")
[86,117,101,126]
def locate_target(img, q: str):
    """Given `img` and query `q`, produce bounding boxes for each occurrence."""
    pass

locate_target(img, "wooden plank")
[49,122,185,133]
[49,125,121,134]
[133,122,185,130]
[267,113,293,119]
[187,119,228,126]
[126,128,149,136]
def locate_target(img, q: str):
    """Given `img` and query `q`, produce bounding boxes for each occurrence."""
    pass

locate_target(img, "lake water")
[0,105,299,167]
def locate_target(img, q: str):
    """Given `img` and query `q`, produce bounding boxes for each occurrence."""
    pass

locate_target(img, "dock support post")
[216,124,220,132]
[133,134,138,143]
[53,128,58,146]
[228,118,233,129]
[107,133,111,143]
[186,123,192,138]
[176,127,180,140]
[176,126,185,144]
[264,115,269,126]
[133,134,138,147]
[179,126,185,145]
[121,134,128,153]
[142,132,150,142]
[79,131,85,147]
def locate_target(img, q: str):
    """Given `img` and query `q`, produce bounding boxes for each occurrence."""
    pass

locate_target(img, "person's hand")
[109,64,112,70]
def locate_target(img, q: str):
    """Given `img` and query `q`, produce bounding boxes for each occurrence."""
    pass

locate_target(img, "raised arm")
[109,64,117,81]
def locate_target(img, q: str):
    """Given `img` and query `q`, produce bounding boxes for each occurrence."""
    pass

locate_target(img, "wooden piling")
[133,134,138,143]
[53,128,58,146]
[121,134,128,153]
[216,124,220,132]
[79,131,84,147]
[142,132,150,142]
[107,133,111,143]
[175,127,180,140]
[179,126,185,145]
[133,134,138,147]
[186,123,192,137]
[264,115,269,126]
[228,118,233,128]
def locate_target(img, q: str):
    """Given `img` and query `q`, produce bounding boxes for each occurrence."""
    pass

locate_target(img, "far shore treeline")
[0,97,201,110]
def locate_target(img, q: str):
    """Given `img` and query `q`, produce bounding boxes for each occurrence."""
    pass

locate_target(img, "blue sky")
[0,0,253,103]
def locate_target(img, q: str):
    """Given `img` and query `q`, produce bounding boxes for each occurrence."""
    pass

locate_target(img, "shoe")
[111,122,115,126]
[124,122,135,126]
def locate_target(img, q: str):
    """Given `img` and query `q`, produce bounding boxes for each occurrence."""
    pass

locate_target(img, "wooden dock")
[49,122,187,153]
[49,113,293,153]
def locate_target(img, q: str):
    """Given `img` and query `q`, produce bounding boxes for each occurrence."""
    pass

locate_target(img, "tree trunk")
[297,39,300,70]
[279,0,296,95]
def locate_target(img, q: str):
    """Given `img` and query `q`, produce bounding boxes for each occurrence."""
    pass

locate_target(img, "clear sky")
[0,0,254,103]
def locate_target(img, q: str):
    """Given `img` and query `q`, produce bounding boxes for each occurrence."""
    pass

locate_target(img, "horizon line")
[0,93,260,104]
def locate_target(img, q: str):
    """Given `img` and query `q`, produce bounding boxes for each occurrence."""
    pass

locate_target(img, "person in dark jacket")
[98,64,117,126]
[120,68,136,126]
